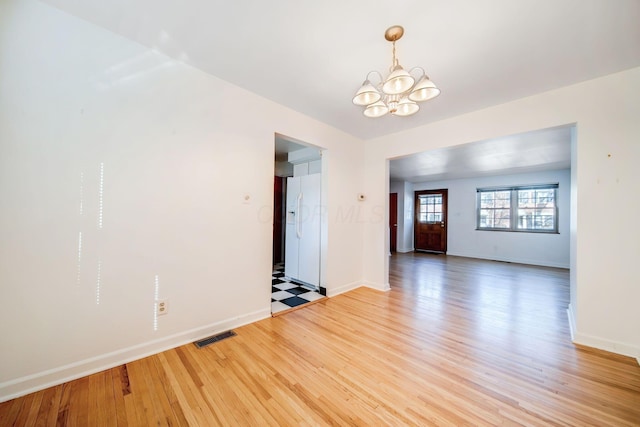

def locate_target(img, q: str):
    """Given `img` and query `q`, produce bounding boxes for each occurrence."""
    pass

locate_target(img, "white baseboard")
[326,280,390,297]
[363,281,391,292]
[572,331,639,362]
[566,304,576,342]
[326,280,363,297]
[567,304,639,365]
[0,308,271,403]
[447,251,570,269]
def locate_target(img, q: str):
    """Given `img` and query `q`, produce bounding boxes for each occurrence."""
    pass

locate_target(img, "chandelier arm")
[407,67,426,79]
[366,70,385,86]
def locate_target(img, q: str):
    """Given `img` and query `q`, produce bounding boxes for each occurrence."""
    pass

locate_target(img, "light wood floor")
[2,253,639,426]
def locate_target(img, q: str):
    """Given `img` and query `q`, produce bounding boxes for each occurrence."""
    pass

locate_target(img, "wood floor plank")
[109,367,129,427]
[10,392,37,426]
[148,355,190,426]
[67,375,89,427]
[2,253,639,425]
[121,368,143,427]
[55,382,72,426]
[137,358,172,426]
[153,353,200,426]
[0,394,24,426]
[127,358,168,427]
[33,384,61,427]
[159,350,225,426]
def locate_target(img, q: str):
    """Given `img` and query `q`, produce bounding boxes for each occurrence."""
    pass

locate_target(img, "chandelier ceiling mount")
[384,25,404,42]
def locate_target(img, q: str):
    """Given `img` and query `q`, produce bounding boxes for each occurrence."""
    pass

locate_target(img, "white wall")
[390,181,416,253]
[409,169,571,268]
[363,67,640,361]
[0,0,364,401]
[401,181,414,252]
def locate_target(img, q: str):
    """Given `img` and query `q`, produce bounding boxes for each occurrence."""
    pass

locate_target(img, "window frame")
[476,184,559,233]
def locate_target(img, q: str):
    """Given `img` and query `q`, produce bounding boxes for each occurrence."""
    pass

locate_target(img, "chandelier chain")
[392,40,398,69]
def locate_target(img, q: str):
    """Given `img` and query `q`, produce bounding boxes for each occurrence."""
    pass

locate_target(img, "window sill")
[475,228,559,234]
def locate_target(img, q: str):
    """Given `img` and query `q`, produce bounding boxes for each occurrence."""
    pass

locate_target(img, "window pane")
[516,189,556,230]
[480,190,510,209]
[480,193,494,208]
[418,194,443,223]
[478,190,511,229]
[479,208,510,228]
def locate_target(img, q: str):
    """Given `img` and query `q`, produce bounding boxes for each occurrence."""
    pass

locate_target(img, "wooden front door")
[389,193,398,253]
[414,189,448,253]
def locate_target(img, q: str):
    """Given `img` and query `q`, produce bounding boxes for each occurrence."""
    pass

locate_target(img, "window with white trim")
[476,184,558,233]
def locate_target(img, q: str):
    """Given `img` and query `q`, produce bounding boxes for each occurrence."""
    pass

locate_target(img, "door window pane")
[419,194,442,223]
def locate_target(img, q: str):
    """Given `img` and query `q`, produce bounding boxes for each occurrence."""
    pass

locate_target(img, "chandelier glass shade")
[353,26,440,118]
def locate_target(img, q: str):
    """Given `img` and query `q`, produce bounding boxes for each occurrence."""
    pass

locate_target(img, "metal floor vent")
[194,330,236,349]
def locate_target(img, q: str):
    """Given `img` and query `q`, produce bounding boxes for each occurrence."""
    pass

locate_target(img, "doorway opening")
[387,125,574,333]
[272,134,326,315]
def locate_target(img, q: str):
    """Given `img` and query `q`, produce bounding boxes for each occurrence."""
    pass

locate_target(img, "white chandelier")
[352,26,440,118]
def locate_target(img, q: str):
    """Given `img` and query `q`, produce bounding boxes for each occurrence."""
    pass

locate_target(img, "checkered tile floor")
[272,264,324,314]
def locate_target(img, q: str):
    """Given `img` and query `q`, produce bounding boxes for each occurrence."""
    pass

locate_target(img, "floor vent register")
[194,330,237,349]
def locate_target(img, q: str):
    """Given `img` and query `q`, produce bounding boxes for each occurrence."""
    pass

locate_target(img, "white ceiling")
[38,1,636,181]
[389,125,572,182]
[42,0,640,141]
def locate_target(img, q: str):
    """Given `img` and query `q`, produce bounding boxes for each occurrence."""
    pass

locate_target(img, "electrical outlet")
[157,299,169,316]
